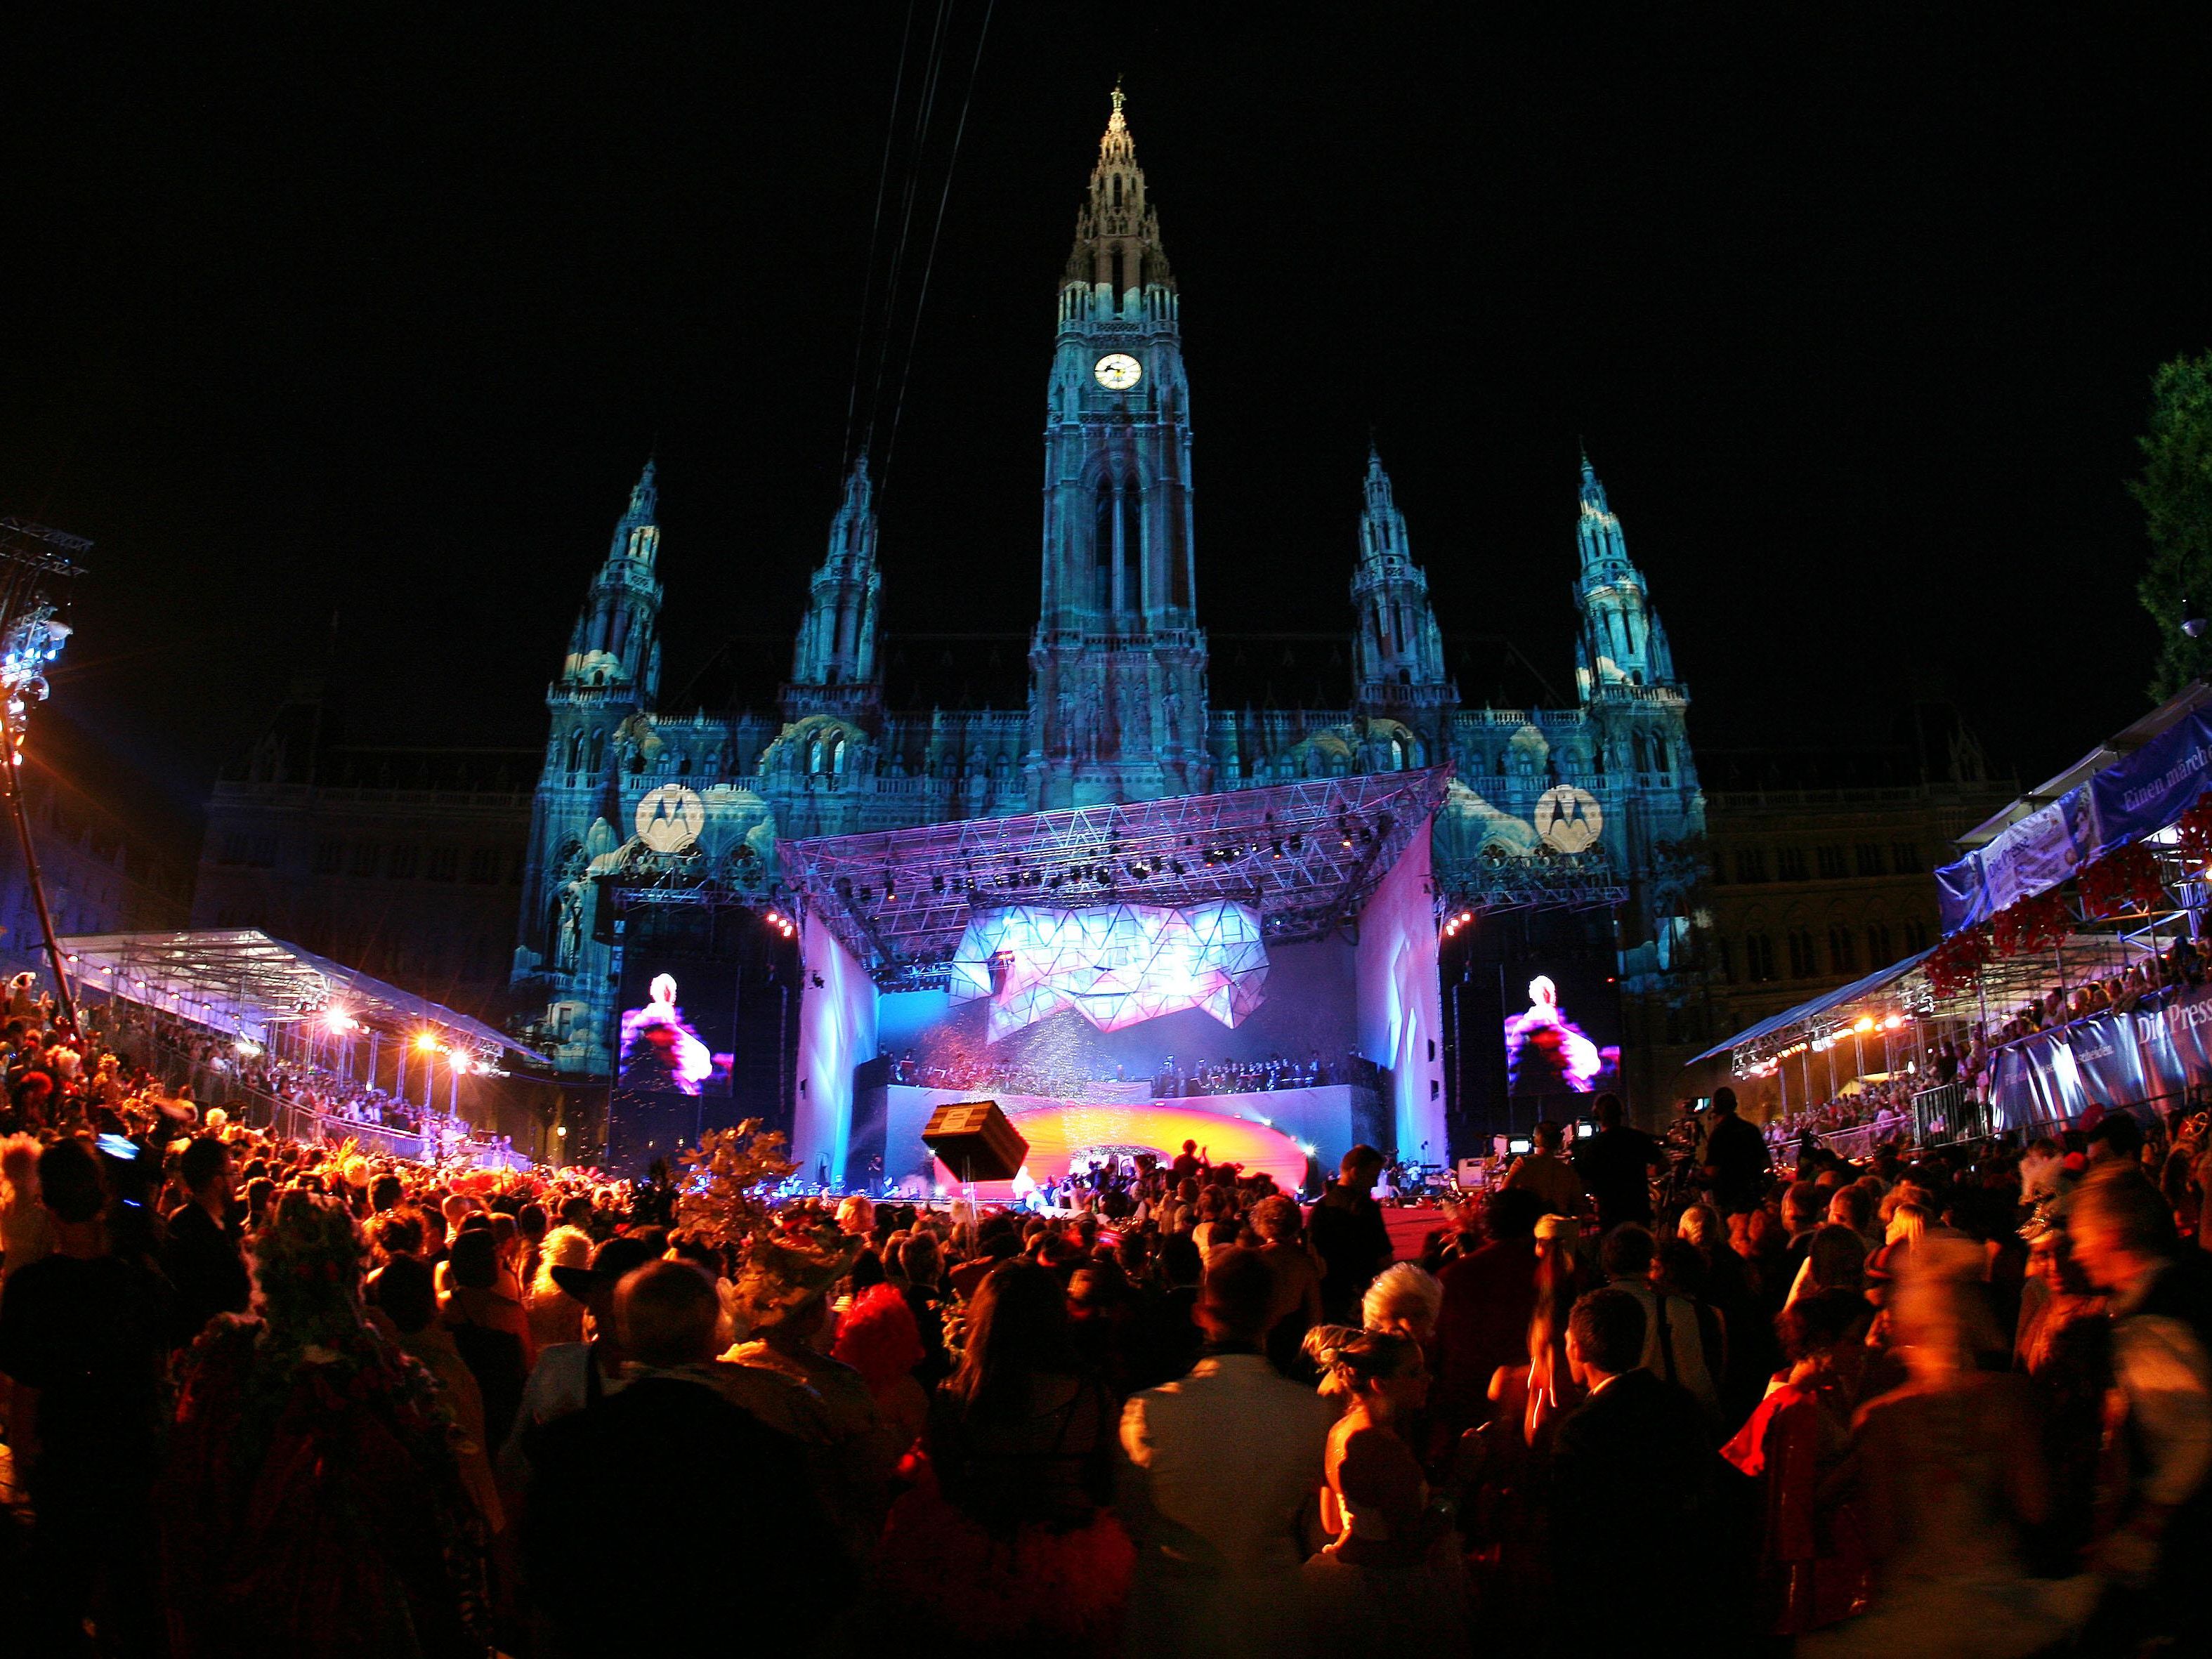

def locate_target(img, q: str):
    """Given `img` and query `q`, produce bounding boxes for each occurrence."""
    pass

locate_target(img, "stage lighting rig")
[0,518,89,1034]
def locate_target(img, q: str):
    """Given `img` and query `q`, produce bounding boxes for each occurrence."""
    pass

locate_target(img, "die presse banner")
[1990,985,2212,1130]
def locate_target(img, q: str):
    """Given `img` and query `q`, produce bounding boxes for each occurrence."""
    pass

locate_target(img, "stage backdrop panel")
[794,914,876,1186]
[1356,812,1446,1163]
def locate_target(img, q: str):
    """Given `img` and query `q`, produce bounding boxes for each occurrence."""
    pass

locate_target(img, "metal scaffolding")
[782,767,1454,986]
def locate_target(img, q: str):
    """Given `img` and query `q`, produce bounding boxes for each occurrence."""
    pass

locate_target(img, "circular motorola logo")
[634,784,707,853]
[1534,785,1604,854]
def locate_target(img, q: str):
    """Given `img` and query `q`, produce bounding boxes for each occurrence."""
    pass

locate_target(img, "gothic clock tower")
[1027,87,1211,807]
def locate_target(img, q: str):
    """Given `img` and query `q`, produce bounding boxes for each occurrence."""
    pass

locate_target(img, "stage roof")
[781,768,1452,988]
[59,929,540,1060]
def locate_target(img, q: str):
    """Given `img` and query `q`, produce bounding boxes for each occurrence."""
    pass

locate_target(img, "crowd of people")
[89,995,492,1153]
[886,1045,1373,1102]
[1982,937,2204,1048]
[6,974,2212,1655]
[1761,1077,1918,1154]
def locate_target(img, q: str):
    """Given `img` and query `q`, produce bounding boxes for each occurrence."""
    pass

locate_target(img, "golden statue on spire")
[1108,79,1126,133]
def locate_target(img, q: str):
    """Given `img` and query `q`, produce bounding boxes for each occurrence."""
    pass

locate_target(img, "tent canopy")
[59,929,539,1061]
[1690,947,1935,1065]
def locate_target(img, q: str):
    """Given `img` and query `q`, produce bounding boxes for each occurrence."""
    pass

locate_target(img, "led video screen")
[615,961,739,1098]
[1502,959,1622,1100]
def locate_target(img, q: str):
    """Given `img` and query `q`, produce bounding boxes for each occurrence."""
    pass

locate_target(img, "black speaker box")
[920,1099,1029,1182]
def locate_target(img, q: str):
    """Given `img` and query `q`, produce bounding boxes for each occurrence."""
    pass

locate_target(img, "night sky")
[6,6,2209,851]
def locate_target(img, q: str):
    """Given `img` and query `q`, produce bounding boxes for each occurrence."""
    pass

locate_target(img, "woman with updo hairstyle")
[157,1190,490,1657]
[1300,1324,1467,1652]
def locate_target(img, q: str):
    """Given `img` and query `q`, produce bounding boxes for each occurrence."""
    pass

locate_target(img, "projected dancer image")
[1504,973,1604,1095]
[617,973,724,1095]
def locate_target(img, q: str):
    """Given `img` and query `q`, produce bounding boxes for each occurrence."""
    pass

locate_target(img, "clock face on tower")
[1093,353,1142,391]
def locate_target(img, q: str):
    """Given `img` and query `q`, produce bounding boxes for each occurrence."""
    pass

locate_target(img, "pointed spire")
[1578,447,1606,513]
[609,457,662,565]
[1359,448,1408,562]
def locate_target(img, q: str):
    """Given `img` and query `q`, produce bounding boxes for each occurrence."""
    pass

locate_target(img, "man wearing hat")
[498,1233,657,1488]
[724,1225,898,1556]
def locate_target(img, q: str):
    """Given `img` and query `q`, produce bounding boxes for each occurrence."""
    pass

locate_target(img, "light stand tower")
[0,517,91,1034]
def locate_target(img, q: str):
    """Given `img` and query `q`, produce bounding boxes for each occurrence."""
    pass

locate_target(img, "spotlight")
[413,1032,439,1054]
[1271,841,1284,859]
[2187,596,2208,639]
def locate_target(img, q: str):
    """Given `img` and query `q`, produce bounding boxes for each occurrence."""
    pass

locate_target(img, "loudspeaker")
[921,1099,1029,1183]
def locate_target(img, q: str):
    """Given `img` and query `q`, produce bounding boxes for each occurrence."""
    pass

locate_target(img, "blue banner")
[1936,704,2212,939]
[2135,1001,2187,1097]
[2164,987,2212,1091]
[2067,1010,2145,1108]
[1936,852,1989,937]
[2088,708,2212,855]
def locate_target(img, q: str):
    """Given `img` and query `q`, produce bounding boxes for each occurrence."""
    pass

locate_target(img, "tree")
[2133,349,2212,698]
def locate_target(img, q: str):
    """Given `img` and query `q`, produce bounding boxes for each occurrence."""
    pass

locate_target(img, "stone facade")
[512,93,1708,1107]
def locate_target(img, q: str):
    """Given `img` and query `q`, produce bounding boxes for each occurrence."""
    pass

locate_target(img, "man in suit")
[1549,1286,1713,1648]
[1118,1247,1335,1659]
[160,1136,249,1346]
[525,1260,835,1654]
[1573,1091,1668,1231]
[1700,1084,1772,1215]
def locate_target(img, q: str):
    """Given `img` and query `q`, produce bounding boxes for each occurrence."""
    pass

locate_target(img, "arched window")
[588,733,606,773]
[568,733,586,773]
[831,737,846,775]
[808,737,823,775]
[1094,480,1115,609]
[1389,738,1404,771]
[1121,490,1141,611]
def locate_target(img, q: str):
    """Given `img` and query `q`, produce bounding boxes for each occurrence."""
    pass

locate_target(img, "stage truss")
[783,768,1453,988]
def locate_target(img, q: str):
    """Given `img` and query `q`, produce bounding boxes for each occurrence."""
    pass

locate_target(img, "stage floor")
[884,1082,1377,1198]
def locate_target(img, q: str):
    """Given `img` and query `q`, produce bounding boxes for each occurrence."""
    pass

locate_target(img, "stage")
[885,1082,1380,1198]
[779,770,1454,1187]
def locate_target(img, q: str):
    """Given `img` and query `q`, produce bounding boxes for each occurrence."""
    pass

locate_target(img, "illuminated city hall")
[511,91,1708,1181]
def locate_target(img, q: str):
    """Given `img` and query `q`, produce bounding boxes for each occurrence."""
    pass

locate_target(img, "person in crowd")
[0,1136,174,1655]
[367,1251,504,1535]
[878,1260,1131,1652]
[440,1224,532,1450]
[2064,1168,2212,1648]
[1504,1118,1587,1219]
[1597,1223,1717,1422]
[1702,1084,1774,1215]
[1361,1260,1444,1356]
[726,1224,898,1557]
[1573,1091,1666,1230]
[1803,1239,2095,1657]
[523,1221,592,1349]
[525,1259,834,1655]
[1720,1288,1872,1635]
[157,1190,490,1658]
[1432,1186,1542,1443]
[499,1233,657,1493]
[833,1280,931,1453]
[162,1133,251,1346]
[1252,1191,1323,1377]
[1772,1175,1819,1268]
[1118,1246,1334,1659]
[1548,1285,1717,1650]
[1300,1323,1467,1653]
[1307,1143,1392,1323]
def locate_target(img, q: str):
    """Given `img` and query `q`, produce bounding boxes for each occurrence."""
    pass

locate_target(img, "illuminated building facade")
[513,91,1709,1129]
